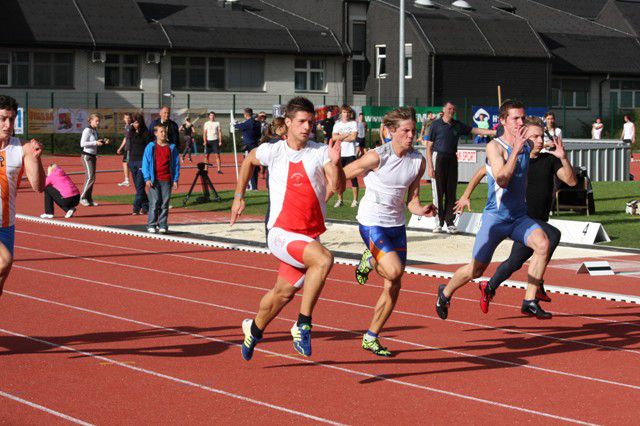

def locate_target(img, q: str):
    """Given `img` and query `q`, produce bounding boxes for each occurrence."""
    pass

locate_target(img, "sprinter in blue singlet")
[434,100,553,320]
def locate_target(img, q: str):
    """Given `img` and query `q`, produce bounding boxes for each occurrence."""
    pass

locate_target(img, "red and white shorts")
[267,227,316,288]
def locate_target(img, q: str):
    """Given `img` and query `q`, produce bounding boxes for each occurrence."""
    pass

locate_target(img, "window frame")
[171,55,265,92]
[294,58,326,93]
[404,43,412,80]
[375,44,386,79]
[551,77,590,109]
[4,50,74,89]
[105,53,141,90]
[0,52,10,87]
[609,79,640,109]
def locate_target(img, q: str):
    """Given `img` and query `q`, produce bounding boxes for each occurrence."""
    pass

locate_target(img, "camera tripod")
[182,162,221,205]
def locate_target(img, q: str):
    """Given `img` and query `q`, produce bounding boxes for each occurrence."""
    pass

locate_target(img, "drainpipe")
[598,73,610,119]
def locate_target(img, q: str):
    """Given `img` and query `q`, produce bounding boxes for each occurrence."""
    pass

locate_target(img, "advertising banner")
[15,108,24,134]
[27,108,55,133]
[471,106,548,130]
[362,106,442,130]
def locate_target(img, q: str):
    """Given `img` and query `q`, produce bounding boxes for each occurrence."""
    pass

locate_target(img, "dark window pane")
[379,58,386,76]
[551,88,560,106]
[172,56,186,66]
[33,64,51,86]
[309,59,323,69]
[55,53,73,64]
[621,91,633,108]
[34,52,51,64]
[575,91,588,107]
[635,92,640,108]
[562,79,589,91]
[352,22,366,54]
[105,66,119,87]
[294,59,306,69]
[190,57,205,66]
[0,53,9,63]
[189,68,206,88]
[209,57,224,67]
[562,91,573,107]
[123,55,137,65]
[106,54,119,64]
[310,71,323,91]
[378,46,385,56]
[295,71,306,91]
[13,52,29,63]
[610,80,620,89]
[352,60,366,92]
[227,58,263,90]
[208,68,225,89]
[121,67,137,87]
[171,68,187,89]
[12,64,29,86]
[53,64,72,86]
[0,64,8,86]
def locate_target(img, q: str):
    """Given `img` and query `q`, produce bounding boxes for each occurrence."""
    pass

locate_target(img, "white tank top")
[0,137,25,227]
[357,143,424,227]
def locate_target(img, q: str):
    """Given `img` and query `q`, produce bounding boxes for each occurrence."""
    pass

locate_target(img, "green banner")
[362,106,443,129]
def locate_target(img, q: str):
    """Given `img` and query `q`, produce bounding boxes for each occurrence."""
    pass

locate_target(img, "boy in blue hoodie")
[142,124,180,233]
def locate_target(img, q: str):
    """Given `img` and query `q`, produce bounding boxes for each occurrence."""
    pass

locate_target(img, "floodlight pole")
[399,0,405,106]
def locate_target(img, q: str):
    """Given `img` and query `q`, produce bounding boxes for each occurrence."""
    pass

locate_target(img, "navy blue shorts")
[359,224,407,264]
[0,225,15,256]
[472,213,540,264]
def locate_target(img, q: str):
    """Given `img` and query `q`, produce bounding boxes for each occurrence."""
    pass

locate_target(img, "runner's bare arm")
[455,166,486,213]
[406,158,436,217]
[230,148,262,225]
[22,139,45,192]
[324,139,344,195]
[486,129,526,188]
[343,150,380,181]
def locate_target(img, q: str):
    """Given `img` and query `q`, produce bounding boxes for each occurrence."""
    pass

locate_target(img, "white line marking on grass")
[3,291,600,425]
[11,265,640,392]
[0,390,94,425]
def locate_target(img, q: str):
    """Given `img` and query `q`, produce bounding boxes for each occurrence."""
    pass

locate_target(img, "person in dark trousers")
[318,110,335,144]
[41,164,80,219]
[148,106,180,147]
[80,113,109,207]
[128,113,150,215]
[234,108,262,190]
[142,124,180,234]
[180,117,195,163]
[425,101,495,234]
[454,116,577,315]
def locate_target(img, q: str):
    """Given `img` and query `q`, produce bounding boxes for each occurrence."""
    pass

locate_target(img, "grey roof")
[531,0,608,19]
[597,0,640,37]
[0,0,346,55]
[377,0,549,58]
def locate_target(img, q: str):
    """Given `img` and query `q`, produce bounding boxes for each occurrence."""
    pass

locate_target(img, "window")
[551,78,589,108]
[105,54,140,89]
[404,43,412,79]
[351,22,366,55]
[171,56,264,91]
[294,59,325,91]
[0,53,9,86]
[352,59,368,92]
[7,51,73,88]
[610,80,640,108]
[375,45,386,78]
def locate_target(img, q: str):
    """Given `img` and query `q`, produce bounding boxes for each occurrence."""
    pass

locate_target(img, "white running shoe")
[40,213,54,219]
[446,225,459,234]
[333,199,343,208]
[351,200,358,208]
[117,180,130,187]
[65,208,76,218]
[147,227,157,233]
[432,225,443,233]
[90,201,99,207]
[80,199,90,207]
[158,228,168,234]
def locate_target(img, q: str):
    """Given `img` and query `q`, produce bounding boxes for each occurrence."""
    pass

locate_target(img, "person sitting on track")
[346,106,436,356]
[231,96,344,361]
[435,100,553,321]
[40,164,80,219]
[454,116,577,314]
[0,95,45,297]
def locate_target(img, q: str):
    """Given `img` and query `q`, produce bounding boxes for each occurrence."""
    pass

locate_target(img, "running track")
[1,220,639,424]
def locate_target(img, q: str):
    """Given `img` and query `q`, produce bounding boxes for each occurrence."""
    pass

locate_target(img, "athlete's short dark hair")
[0,95,19,113]
[499,99,525,120]
[244,108,253,116]
[382,106,417,130]
[285,97,315,119]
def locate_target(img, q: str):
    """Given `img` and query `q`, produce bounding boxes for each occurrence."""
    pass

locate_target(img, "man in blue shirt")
[234,108,262,190]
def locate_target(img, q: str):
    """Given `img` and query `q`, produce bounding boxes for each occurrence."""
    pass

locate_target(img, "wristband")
[234,193,244,198]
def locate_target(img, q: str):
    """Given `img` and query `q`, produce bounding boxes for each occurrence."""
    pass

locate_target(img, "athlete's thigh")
[267,227,314,268]
[510,216,543,248]
[472,215,512,264]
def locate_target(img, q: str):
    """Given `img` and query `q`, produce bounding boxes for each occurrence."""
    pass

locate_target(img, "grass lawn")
[96,181,640,249]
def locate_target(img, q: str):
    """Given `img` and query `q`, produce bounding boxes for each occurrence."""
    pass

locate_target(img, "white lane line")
[15,245,640,356]
[0,390,94,426]
[3,291,600,426]
[15,214,640,304]
[0,327,343,425]
[11,265,640,392]
[15,230,640,329]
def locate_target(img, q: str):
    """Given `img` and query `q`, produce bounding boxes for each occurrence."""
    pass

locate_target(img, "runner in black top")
[455,116,577,313]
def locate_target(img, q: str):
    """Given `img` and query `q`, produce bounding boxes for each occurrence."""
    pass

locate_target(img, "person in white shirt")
[332,105,359,207]
[621,115,636,145]
[543,111,562,150]
[592,117,604,140]
[203,111,223,173]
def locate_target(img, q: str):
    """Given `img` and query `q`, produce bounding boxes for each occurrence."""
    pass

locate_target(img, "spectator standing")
[41,164,80,219]
[203,112,223,173]
[474,113,490,144]
[128,113,150,215]
[180,117,195,163]
[148,106,180,147]
[116,113,132,187]
[622,115,636,145]
[592,117,604,140]
[80,113,108,207]
[425,101,495,234]
[257,111,269,138]
[332,105,360,208]
[234,107,262,190]
[356,112,367,156]
[319,110,335,143]
[142,125,180,234]
[419,112,436,145]
[543,111,563,150]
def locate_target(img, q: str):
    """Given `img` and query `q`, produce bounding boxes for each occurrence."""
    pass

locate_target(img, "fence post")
[232,94,236,115]
[95,92,99,109]
[50,92,54,155]
[278,94,282,104]
[50,92,54,108]
[24,91,29,139]
[323,95,326,105]
[141,93,144,109]
[187,93,191,109]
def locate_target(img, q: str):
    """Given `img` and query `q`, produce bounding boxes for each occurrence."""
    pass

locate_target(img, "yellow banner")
[27,108,54,133]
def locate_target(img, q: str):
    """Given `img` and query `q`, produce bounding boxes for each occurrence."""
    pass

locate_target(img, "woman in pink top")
[41,164,81,219]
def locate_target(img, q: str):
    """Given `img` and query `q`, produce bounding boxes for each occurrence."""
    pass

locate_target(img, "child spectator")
[142,124,180,234]
[41,164,80,219]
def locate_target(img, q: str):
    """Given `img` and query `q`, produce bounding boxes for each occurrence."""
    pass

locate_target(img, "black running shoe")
[436,284,450,320]
[521,299,552,320]
[535,280,552,303]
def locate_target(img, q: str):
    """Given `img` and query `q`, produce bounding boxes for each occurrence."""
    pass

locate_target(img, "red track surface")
[2,154,640,423]
[2,220,640,424]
